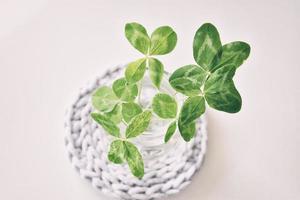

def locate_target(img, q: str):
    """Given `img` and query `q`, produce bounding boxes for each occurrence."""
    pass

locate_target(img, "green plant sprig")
[169,23,250,141]
[90,22,250,178]
[91,23,178,178]
[124,22,177,90]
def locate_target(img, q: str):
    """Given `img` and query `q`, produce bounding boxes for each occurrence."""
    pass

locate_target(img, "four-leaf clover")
[125,22,177,88]
[169,23,250,141]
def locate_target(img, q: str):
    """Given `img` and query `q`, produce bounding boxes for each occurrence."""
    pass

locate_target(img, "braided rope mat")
[64,65,208,200]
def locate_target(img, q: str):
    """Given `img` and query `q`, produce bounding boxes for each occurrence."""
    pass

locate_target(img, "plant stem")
[137,57,149,105]
[137,80,143,104]
[121,119,128,126]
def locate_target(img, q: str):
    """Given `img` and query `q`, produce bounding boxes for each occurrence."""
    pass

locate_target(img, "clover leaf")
[92,86,119,112]
[126,110,152,138]
[213,41,250,69]
[125,23,150,55]
[152,93,177,119]
[108,140,127,164]
[125,58,147,84]
[149,26,177,55]
[164,121,177,143]
[124,23,177,90]
[113,77,138,102]
[123,141,144,179]
[148,57,164,88]
[105,104,122,124]
[108,140,144,178]
[193,23,222,72]
[125,23,177,56]
[91,113,120,137]
[204,64,242,113]
[178,121,196,142]
[169,65,208,96]
[122,102,143,123]
[179,96,205,125]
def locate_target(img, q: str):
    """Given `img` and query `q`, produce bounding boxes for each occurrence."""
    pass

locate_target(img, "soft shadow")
[167,111,229,200]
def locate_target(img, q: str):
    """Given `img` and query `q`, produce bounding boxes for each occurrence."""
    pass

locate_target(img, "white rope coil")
[64,65,208,200]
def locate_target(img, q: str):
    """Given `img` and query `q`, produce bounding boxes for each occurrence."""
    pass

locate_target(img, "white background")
[0,0,299,199]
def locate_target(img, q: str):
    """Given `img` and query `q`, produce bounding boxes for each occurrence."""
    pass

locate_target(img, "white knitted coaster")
[64,65,208,200]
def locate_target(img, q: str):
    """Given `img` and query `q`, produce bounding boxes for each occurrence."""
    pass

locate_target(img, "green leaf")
[122,102,143,123]
[92,86,119,112]
[176,97,204,142]
[149,26,177,55]
[108,140,145,178]
[125,58,147,84]
[214,41,250,69]
[126,111,152,138]
[124,141,144,178]
[125,22,150,55]
[105,104,122,124]
[164,121,177,143]
[152,93,177,119]
[148,57,164,89]
[112,78,138,102]
[178,121,196,142]
[204,64,242,113]
[179,96,205,125]
[108,140,126,164]
[91,113,120,137]
[169,65,208,96]
[193,23,222,71]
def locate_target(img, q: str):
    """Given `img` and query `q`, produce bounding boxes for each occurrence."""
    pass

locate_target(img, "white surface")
[0,0,299,199]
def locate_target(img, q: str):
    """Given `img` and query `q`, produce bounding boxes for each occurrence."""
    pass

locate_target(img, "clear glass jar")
[105,66,187,162]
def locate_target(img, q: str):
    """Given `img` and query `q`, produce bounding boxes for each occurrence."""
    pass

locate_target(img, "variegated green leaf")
[214,41,250,70]
[149,26,177,55]
[105,104,122,124]
[125,22,150,55]
[92,86,119,112]
[152,93,177,119]
[108,140,126,164]
[148,57,164,89]
[204,64,241,113]
[122,102,143,123]
[112,78,138,102]
[169,65,208,96]
[179,96,205,125]
[126,111,152,138]
[178,121,196,142]
[193,23,222,71]
[125,58,147,84]
[164,121,177,143]
[91,113,120,137]
[124,141,144,178]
